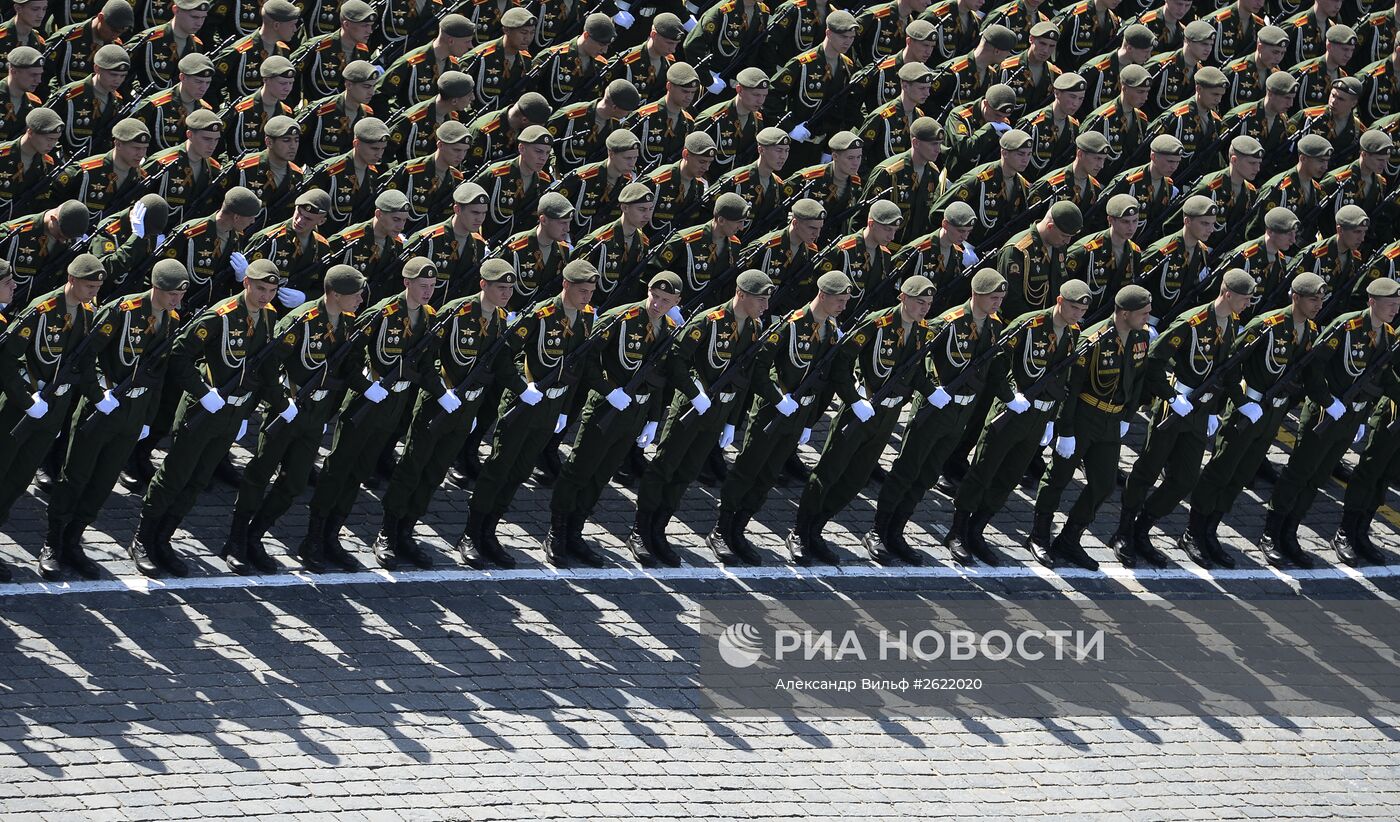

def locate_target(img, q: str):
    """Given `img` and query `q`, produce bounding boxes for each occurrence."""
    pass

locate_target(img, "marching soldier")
[866,116,946,244]
[230,115,306,224]
[1,48,45,140]
[1026,132,1109,215]
[811,198,901,315]
[1207,0,1268,66]
[378,118,469,233]
[1295,204,1373,316]
[1251,132,1329,238]
[461,6,535,111]
[1064,193,1143,318]
[162,185,263,309]
[1358,33,1400,124]
[888,200,977,296]
[928,24,1017,115]
[998,200,1082,320]
[1146,65,1227,166]
[89,194,171,297]
[529,12,615,107]
[745,196,824,317]
[857,61,932,175]
[1121,0,1189,55]
[372,14,474,118]
[291,0,374,103]
[1352,0,1398,71]
[997,21,1064,114]
[126,0,211,91]
[546,78,640,169]
[296,59,378,166]
[1016,72,1086,177]
[1219,207,1302,315]
[693,66,767,178]
[130,53,216,152]
[325,189,410,301]
[209,0,299,105]
[401,181,491,307]
[56,117,152,216]
[684,0,767,78]
[1333,371,1400,565]
[491,191,576,311]
[1099,134,1184,244]
[383,74,478,166]
[1319,129,1395,238]
[1075,23,1154,120]
[651,191,746,296]
[604,13,683,103]
[1144,20,1216,119]
[943,83,1018,179]
[303,115,389,232]
[1165,134,1264,248]
[1292,24,1359,111]
[618,60,698,170]
[554,128,640,239]
[780,129,864,244]
[764,10,860,168]
[48,43,132,158]
[1290,76,1366,168]
[1055,0,1120,69]
[470,123,556,242]
[463,91,552,169]
[1223,24,1289,112]
[850,19,938,114]
[221,55,297,160]
[44,1,136,92]
[931,126,1033,248]
[710,126,791,224]
[981,0,1049,51]
[1138,195,1219,328]
[917,0,984,66]
[1224,70,1302,183]
[244,188,333,298]
[644,131,714,234]
[571,181,654,308]
[854,0,931,67]
[141,107,226,227]
[0,200,92,315]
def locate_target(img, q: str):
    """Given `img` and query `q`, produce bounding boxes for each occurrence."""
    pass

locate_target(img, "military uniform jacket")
[223,90,295,159]
[244,219,332,296]
[262,298,358,409]
[1207,2,1265,65]
[530,39,608,107]
[507,294,595,407]
[1064,229,1142,317]
[530,0,587,55]
[584,299,679,417]
[45,0,105,33]
[834,305,936,409]
[867,151,944,243]
[1144,300,1241,412]
[464,0,519,43]
[1289,105,1365,166]
[1017,104,1079,175]
[712,161,786,218]
[233,151,306,225]
[653,222,741,301]
[1218,238,1289,316]
[1102,163,1176,234]
[142,144,222,226]
[1310,309,1400,410]
[620,99,694,169]
[1359,56,1399,123]
[673,299,766,425]
[305,151,379,230]
[998,225,1064,320]
[994,307,1081,409]
[0,288,99,408]
[45,19,115,88]
[547,100,623,169]
[163,216,246,307]
[853,49,916,114]
[493,228,569,310]
[90,210,163,297]
[942,104,1002,178]
[1230,305,1326,408]
[694,97,763,173]
[1293,56,1350,110]
[573,219,650,307]
[814,232,893,310]
[380,0,449,50]
[982,0,1049,50]
[48,75,125,155]
[604,44,675,103]
[292,33,372,101]
[858,98,923,174]
[924,301,1004,399]
[917,0,982,64]
[301,92,377,166]
[1027,163,1102,213]
[401,220,489,307]
[646,162,707,235]
[429,293,523,398]
[748,227,818,305]
[0,214,64,311]
[1057,1,1119,68]
[1222,53,1274,112]
[750,303,844,424]
[376,44,461,117]
[127,23,206,90]
[765,46,858,137]
[1282,6,1334,69]
[935,160,1030,245]
[382,153,467,227]
[1144,50,1201,116]
[58,152,147,216]
[1354,7,1397,71]
[854,1,915,65]
[1149,97,1221,163]
[1251,168,1322,237]
[1074,50,1125,119]
[766,0,835,68]
[471,156,554,240]
[1320,160,1389,232]
[133,87,217,151]
[462,38,529,111]
[328,221,407,301]
[558,160,632,237]
[1173,169,1257,245]
[345,293,439,401]
[1222,100,1299,176]
[782,162,860,232]
[1080,96,1149,169]
[87,291,181,400]
[929,52,999,111]
[212,33,293,104]
[1139,230,1211,326]
[998,51,1062,113]
[205,0,261,42]
[1123,6,1185,54]
[0,79,43,142]
[169,293,277,406]
[890,229,971,297]
[1298,235,1368,313]
[1057,317,1151,435]
[464,109,519,168]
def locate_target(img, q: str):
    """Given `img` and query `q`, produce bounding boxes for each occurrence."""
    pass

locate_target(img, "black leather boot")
[1202,510,1235,568]
[1027,513,1055,567]
[299,516,328,573]
[729,510,763,565]
[1332,510,1361,566]
[483,512,516,568]
[966,510,1000,566]
[373,512,401,570]
[626,510,653,565]
[220,512,254,575]
[156,515,187,577]
[128,513,163,577]
[945,508,973,565]
[1107,508,1138,567]
[62,520,101,580]
[567,513,606,567]
[650,508,680,567]
[796,514,838,565]
[457,512,493,569]
[243,510,278,574]
[543,511,570,567]
[864,508,895,564]
[39,517,66,581]
[321,512,361,570]
[398,517,432,568]
[1260,509,1289,568]
[1355,508,1385,564]
[708,511,738,562]
[1179,508,1213,568]
[1281,513,1312,569]
[1132,515,1171,568]
[1051,521,1099,571]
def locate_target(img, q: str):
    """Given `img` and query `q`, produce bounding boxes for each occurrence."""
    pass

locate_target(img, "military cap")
[344,59,378,83]
[515,93,552,124]
[714,192,750,221]
[1115,284,1152,310]
[1053,72,1086,92]
[869,199,903,226]
[599,128,637,153]
[1060,279,1092,305]
[1265,70,1298,94]
[1360,129,1395,153]
[439,12,474,37]
[136,195,170,234]
[1333,76,1363,96]
[1122,23,1155,50]
[604,79,642,110]
[910,116,944,143]
[452,182,487,205]
[178,52,215,75]
[518,124,553,145]
[1048,200,1083,234]
[1230,135,1265,157]
[1194,66,1228,88]
[435,120,470,144]
[792,198,826,221]
[340,0,373,22]
[1336,204,1370,228]
[905,19,936,41]
[99,0,135,30]
[757,126,791,146]
[667,61,700,86]
[1150,134,1184,155]
[901,275,936,297]
[971,268,1007,294]
[25,107,63,134]
[685,131,718,156]
[538,191,575,218]
[1258,25,1288,47]
[653,12,687,39]
[296,188,331,213]
[736,67,770,88]
[437,70,474,98]
[152,259,190,291]
[0,259,11,282]
[262,0,300,22]
[1106,193,1140,218]
[499,6,534,28]
[112,118,151,143]
[223,186,263,217]
[1327,24,1358,44]
[619,182,653,203]
[353,116,390,141]
[67,254,105,282]
[584,12,615,42]
[480,259,516,283]
[174,0,210,8]
[649,270,683,294]
[1366,278,1400,298]
[1184,20,1215,43]
[985,83,1020,112]
[1293,133,1327,157]
[563,259,600,282]
[828,130,863,151]
[982,24,1017,51]
[999,128,1033,150]
[186,108,222,131]
[264,115,298,138]
[244,259,282,283]
[6,46,42,69]
[826,10,859,33]
[817,270,853,294]
[1119,64,1151,88]
[95,44,131,70]
[401,257,437,281]
[1222,268,1257,296]
[260,55,295,78]
[1030,21,1059,40]
[325,264,367,294]
[1075,131,1110,154]
[57,201,92,239]
[898,61,935,83]
[737,269,776,295]
[1182,195,1220,218]
[1264,206,1300,232]
[375,189,411,212]
[943,201,976,226]
[1291,272,1326,296]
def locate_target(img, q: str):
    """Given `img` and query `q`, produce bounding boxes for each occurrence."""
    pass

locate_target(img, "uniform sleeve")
[750,322,785,405]
[1143,314,1190,401]
[829,327,865,406]
[168,310,218,399]
[1055,345,1090,438]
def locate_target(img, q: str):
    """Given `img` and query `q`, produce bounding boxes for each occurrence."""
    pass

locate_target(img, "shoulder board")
[837,236,858,250]
[213,297,241,316]
[237,154,260,169]
[621,305,644,321]
[1047,170,1067,185]
[798,50,820,64]
[1126,169,1146,183]
[208,158,222,171]
[1262,313,1287,327]
[874,313,895,327]
[976,166,996,182]
[1304,105,1327,116]
[943,306,967,321]
[1344,315,1365,330]
[567,104,591,120]
[1186,307,1211,326]
[637,101,662,116]
[315,98,338,115]
[342,225,367,241]
[1170,101,1192,116]
[35,296,60,313]
[1025,314,1046,328]
[1313,244,1330,257]
[1241,244,1261,258]
[507,235,531,250]
[1015,234,1034,250]
[707,308,727,321]
[680,227,707,243]
[1160,238,1180,253]
[325,157,348,174]
[578,163,601,180]
[406,158,428,173]
[65,84,86,100]
[651,167,674,183]
[799,166,825,181]
[185,221,208,237]
[118,295,146,312]
[1001,55,1024,69]
[1084,236,1104,250]
[407,50,428,65]
[234,97,256,112]
[535,303,557,318]
[492,163,513,176]
[422,304,437,317]
[78,156,107,171]
[623,49,643,65]
[872,5,894,17]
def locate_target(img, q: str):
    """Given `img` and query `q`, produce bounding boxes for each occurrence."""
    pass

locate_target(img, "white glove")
[139,424,150,440]
[95,390,120,415]
[851,399,875,422]
[798,427,812,446]
[606,387,632,410]
[363,381,388,403]
[961,244,979,266]
[24,392,48,419]
[927,386,951,408]
[690,389,711,415]
[1238,401,1263,424]
[636,420,658,447]
[506,311,518,324]
[554,413,568,434]
[683,14,699,31]
[1119,421,1130,438]
[989,121,1011,134]
[437,390,462,413]
[789,122,812,142]
[776,393,799,416]
[279,399,298,422]
[1169,394,1193,417]
[1198,266,1210,283]
[1147,326,1159,342]
[613,9,635,27]
[1354,424,1367,446]
[520,382,544,405]
[130,199,147,238]
[277,286,307,307]
[199,388,225,414]
[665,305,684,326]
[1325,397,1345,420]
[236,419,248,441]
[1054,435,1076,459]
[1007,392,1030,414]
[718,423,735,449]
[471,417,477,432]
[230,252,250,282]
[371,64,386,77]
[1206,414,1219,437]
[154,233,166,248]
[1039,421,1054,448]
[707,71,726,94]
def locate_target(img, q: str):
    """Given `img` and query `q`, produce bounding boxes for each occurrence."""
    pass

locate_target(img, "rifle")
[423,311,522,437]
[985,321,1115,433]
[774,58,883,133]
[1318,244,1389,322]
[74,310,196,437]
[5,156,72,220]
[831,314,951,437]
[757,317,858,435]
[344,301,461,425]
[170,151,251,224]
[1314,330,1399,435]
[494,306,633,428]
[9,311,108,437]
[178,315,287,436]
[261,304,384,436]
[1151,320,1271,433]
[906,313,1035,429]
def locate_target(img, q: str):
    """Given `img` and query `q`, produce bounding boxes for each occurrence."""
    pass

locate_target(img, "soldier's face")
[348,80,377,104]
[438,141,469,168]
[174,6,209,35]
[714,215,744,237]
[684,152,714,178]
[1331,89,1358,114]
[912,137,943,165]
[519,142,552,173]
[115,138,150,167]
[1258,42,1285,68]
[1196,85,1225,111]
[327,287,365,314]
[482,280,514,306]
[269,132,300,162]
[16,0,47,27]
[1122,84,1148,108]
[229,212,258,232]
[441,93,471,112]
[539,213,571,242]
[815,289,851,316]
[27,128,60,154]
[1079,150,1106,177]
[1165,0,1192,19]
[0,277,14,305]
[153,285,187,311]
[1003,145,1033,173]
[867,219,899,246]
[1030,37,1055,62]
[1232,152,1261,181]
[906,40,934,63]
[268,17,300,42]
[1056,297,1088,326]
[442,34,473,58]
[1264,88,1295,114]
[356,138,387,165]
[292,205,327,232]
[1223,289,1253,315]
[646,287,681,318]
[1054,88,1084,113]
[1370,296,1400,325]
[1318,0,1344,18]
[759,144,789,170]
[623,200,655,228]
[1185,215,1216,241]
[506,25,536,51]
[960,0,985,10]
[562,279,596,309]
[1108,212,1138,239]
[832,147,862,177]
[667,82,698,109]
[649,34,680,57]
[245,278,279,308]
[825,29,856,55]
[261,75,294,102]
[1294,290,1324,320]
[1339,224,1368,249]
[377,210,409,235]
[95,65,129,92]
[180,72,214,99]
[792,216,824,245]
[899,293,933,322]
[188,128,221,158]
[8,65,42,93]
[456,203,488,232]
[67,278,102,302]
[1119,304,1152,330]
[343,18,374,43]
[1361,150,1390,174]
[735,289,769,318]
[612,147,640,175]
[1185,39,1213,63]
[580,34,609,60]
[1300,154,1329,177]
[971,290,1004,316]
[1267,227,1297,251]
[405,276,436,304]
[737,85,768,111]
[904,80,932,105]
[941,220,972,245]
[1150,150,1181,177]
[1239,0,1264,11]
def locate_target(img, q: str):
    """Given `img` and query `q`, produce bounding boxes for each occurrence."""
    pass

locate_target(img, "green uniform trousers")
[1191,400,1290,518]
[49,392,157,525]
[956,404,1053,515]
[552,389,652,516]
[718,403,806,515]
[0,391,77,521]
[877,395,979,518]
[142,392,250,522]
[1270,401,1367,517]
[1344,405,1400,514]
[799,402,901,521]
[383,388,487,521]
[637,392,735,514]
[234,394,340,521]
[1120,401,1210,520]
[309,389,414,519]
[1034,407,1122,528]
[469,385,576,516]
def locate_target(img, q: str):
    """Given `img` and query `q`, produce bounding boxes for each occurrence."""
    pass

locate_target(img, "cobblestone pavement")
[3,417,1400,819]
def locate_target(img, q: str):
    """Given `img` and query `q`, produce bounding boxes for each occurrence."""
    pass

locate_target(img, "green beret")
[515,93,552,124]
[1258,25,1288,47]
[1048,200,1083,234]
[178,52,216,75]
[324,264,367,294]
[736,67,770,89]
[619,182,653,204]
[943,201,976,226]
[901,275,935,297]
[1030,21,1058,40]
[1184,20,1216,43]
[112,118,151,143]
[1327,24,1358,44]
[1195,66,1228,88]
[649,270,683,295]
[1222,268,1257,296]
[653,12,686,39]
[1122,24,1155,50]
[1182,194,1220,218]
[1298,133,1332,158]
[685,131,718,156]
[94,43,131,70]
[499,6,535,28]
[584,12,616,43]
[757,126,790,146]
[982,24,1017,51]
[1266,70,1298,94]
[518,124,553,145]
[185,108,222,131]
[1151,134,1184,155]
[1060,279,1092,305]
[68,253,106,282]
[910,116,944,143]
[971,268,1007,295]
[1119,64,1151,88]
[56,200,90,239]
[100,0,135,31]
[435,120,470,144]
[453,181,489,205]
[1366,278,1400,298]
[737,269,776,295]
[260,55,295,78]
[262,0,301,22]
[6,46,42,68]
[480,259,516,283]
[223,186,263,217]
[1107,193,1140,218]
[343,59,377,83]
[606,128,641,152]
[985,83,1020,112]
[1360,129,1395,154]
[375,189,411,213]
[999,128,1033,150]
[1053,72,1086,92]
[1336,204,1370,228]
[817,271,853,295]
[1075,131,1110,154]
[604,79,642,110]
[898,61,935,83]
[825,10,858,33]
[1230,135,1265,158]
[538,191,574,218]
[296,188,331,213]
[1264,206,1300,232]
[1291,272,1326,297]
[1332,76,1363,96]
[868,199,903,226]
[151,259,190,291]
[264,115,299,138]
[1115,284,1152,310]
[666,61,700,87]
[828,130,863,151]
[792,198,826,221]
[905,20,936,42]
[244,259,282,283]
[437,70,474,98]
[439,12,474,38]
[713,192,750,221]
[563,259,599,283]
[135,195,169,234]
[402,256,437,281]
